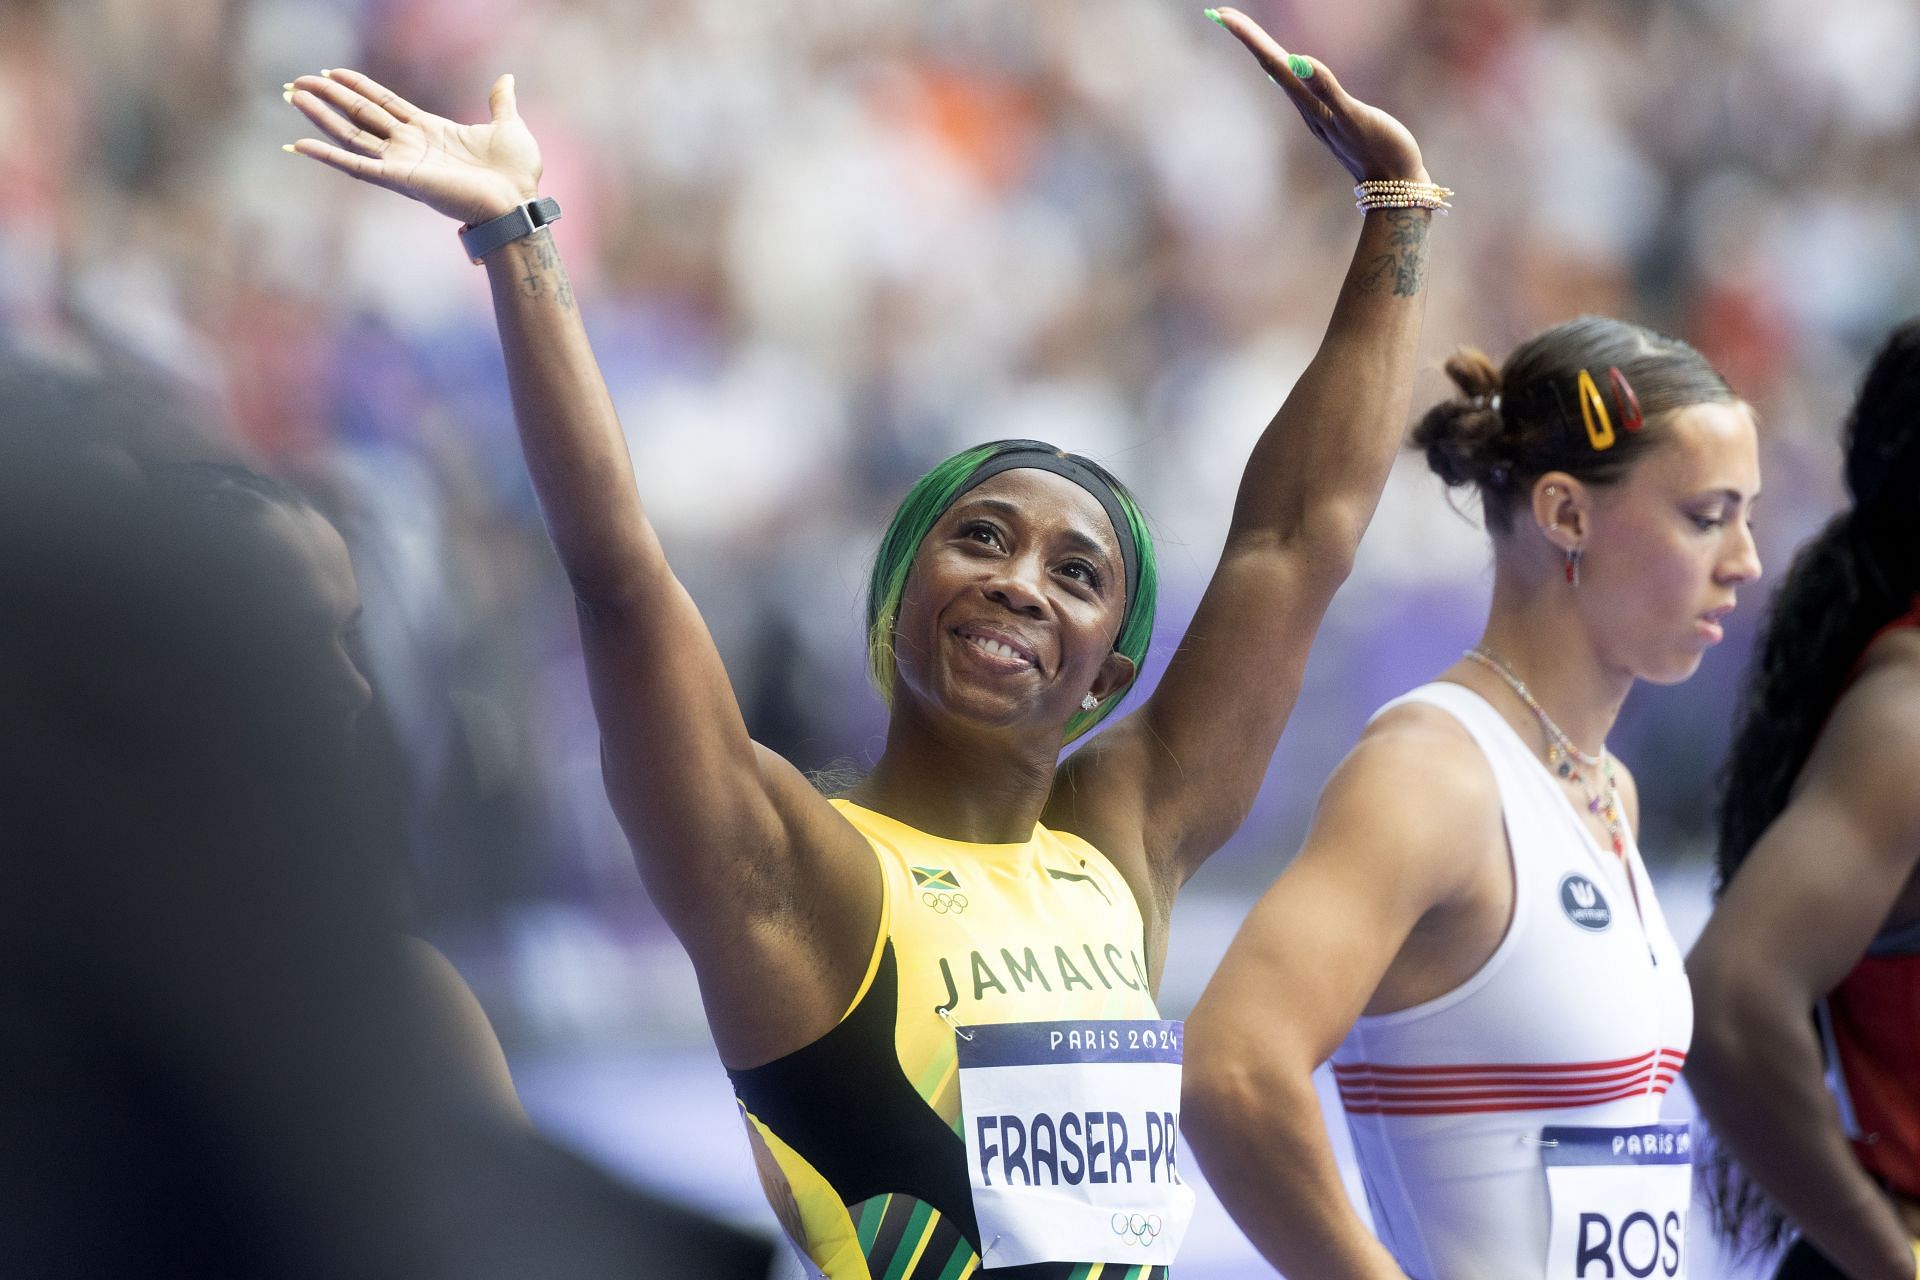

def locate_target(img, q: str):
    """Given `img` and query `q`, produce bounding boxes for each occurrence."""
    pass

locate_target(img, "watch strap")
[458,196,562,263]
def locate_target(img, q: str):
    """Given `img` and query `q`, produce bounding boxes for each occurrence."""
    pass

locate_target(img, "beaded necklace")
[1464,645,1626,859]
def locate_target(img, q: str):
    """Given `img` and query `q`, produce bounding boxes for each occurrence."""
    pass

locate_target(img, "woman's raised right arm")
[285,73,875,1046]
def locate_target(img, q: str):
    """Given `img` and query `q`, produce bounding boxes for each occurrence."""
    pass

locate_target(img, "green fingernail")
[1288,53,1313,78]
[1204,8,1226,27]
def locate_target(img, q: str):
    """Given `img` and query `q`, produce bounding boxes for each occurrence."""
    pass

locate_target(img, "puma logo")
[1046,867,1112,905]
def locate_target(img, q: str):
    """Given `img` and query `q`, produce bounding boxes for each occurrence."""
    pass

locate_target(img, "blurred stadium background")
[7,0,1917,1273]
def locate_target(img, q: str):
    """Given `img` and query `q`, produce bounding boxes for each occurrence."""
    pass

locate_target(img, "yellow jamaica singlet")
[729,799,1172,1280]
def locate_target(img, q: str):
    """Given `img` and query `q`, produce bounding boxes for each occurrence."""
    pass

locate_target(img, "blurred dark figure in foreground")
[0,359,773,1279]
[148,456,537,1124]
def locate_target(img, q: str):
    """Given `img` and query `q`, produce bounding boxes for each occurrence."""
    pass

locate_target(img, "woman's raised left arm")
[1058,8,1437,892]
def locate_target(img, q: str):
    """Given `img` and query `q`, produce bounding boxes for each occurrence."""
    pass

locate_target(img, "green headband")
[865,440,1159,744]
[946,445,1142,607]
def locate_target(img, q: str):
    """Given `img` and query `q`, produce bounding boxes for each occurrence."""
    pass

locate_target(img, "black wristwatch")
[458,196,562,263]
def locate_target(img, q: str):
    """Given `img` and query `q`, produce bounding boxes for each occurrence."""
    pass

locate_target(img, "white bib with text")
[956,1018,1195,1268]
[1543,1122,1693,1280]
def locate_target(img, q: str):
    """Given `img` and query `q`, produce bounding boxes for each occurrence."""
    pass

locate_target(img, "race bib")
[1543,1122,1693,1280]
[956,1019,1195,1268]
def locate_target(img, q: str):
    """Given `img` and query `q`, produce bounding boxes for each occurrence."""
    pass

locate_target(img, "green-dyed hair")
[864,439,1158,743]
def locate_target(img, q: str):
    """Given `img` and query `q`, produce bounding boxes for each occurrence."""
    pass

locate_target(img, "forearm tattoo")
[512,228,575,313]
[1356,209,1430,298]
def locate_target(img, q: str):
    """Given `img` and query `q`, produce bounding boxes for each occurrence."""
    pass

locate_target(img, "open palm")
[1210,7,1426,185]
[286,69,542,227]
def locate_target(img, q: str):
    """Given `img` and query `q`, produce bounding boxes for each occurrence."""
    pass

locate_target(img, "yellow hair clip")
[1576,368,1615,451]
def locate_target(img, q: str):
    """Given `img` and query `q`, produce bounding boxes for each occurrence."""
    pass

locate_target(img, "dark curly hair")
[1704,317,1920,1252]
[1412,315,1737,533]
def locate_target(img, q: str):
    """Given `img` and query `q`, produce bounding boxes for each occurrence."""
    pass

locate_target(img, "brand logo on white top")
[1560,874,1613,931]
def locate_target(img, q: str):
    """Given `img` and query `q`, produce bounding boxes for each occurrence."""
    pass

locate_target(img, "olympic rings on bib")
[921,889,968,915]
[1109,1212,1163,1245]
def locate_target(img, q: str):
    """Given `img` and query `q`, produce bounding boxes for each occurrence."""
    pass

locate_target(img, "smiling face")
[1575,401,1764,684]
[887,468,1135,735]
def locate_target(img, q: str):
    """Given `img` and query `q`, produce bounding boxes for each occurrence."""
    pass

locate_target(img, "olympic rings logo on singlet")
[911,865,968,914]
[1110,1212,1163,1246]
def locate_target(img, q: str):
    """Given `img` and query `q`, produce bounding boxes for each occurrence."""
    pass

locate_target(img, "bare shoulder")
[1043,728,1157,888]
[1853,622,1920,698]
[604,745,886,1069]
[1805,630,1920,827]
[1347,698,1502,817]
[399,935,493,1030]
[755,744,880,877]
[398,936,526,1121]
[625,742,876,938]
[1313,700,1503,887]
[736,742,888,962]
[1691,629,1920,991]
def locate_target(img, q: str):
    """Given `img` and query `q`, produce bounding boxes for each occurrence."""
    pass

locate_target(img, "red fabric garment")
[1829,952,1920,1197]
[1827,595,1920,1198]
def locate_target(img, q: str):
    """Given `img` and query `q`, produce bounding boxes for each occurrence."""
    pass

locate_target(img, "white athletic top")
[1331,682,1693,1280]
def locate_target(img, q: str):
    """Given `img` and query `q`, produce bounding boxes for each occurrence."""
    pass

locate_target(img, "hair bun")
[1443,347,1502,401]
[1413,347,1509,489]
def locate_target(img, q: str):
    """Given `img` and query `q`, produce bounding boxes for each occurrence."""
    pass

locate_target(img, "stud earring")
[1080,693,1100,712]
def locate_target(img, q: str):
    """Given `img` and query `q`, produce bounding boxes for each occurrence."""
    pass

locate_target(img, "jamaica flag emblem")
[912,866,967,914]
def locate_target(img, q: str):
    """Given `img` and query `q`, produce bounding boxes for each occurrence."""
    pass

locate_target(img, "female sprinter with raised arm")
[1687,321,1920,1280]
[1185,318,1762,1280]
[282,10,1442,1276]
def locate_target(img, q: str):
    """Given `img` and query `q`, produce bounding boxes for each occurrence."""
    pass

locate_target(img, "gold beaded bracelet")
[1354,179,1454,213]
